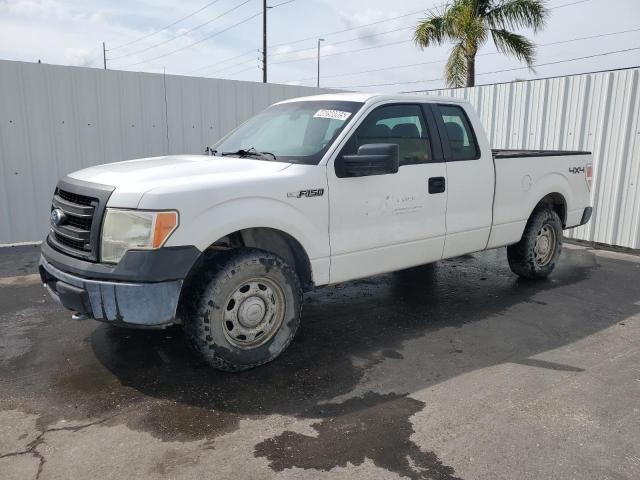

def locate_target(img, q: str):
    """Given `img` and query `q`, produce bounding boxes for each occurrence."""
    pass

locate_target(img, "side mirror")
[336,144,400,178]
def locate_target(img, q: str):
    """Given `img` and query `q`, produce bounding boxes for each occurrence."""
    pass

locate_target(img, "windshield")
[212,100,363,165]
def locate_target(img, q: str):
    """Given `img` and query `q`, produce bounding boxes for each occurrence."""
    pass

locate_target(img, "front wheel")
[184,248,302,371]
[507,208,563,279]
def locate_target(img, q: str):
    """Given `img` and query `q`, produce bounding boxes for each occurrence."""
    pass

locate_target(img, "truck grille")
[57,189,94,206]
[47,179,115,262]
[53,231,88,251]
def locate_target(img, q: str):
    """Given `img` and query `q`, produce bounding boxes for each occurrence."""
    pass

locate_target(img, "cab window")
[437,104,480,161]
[340,104,432,166]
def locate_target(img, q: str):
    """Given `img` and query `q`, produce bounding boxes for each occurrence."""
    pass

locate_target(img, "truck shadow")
[84,247,638,479]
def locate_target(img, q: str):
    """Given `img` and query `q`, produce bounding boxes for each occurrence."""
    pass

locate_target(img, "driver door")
[327,103,448,283]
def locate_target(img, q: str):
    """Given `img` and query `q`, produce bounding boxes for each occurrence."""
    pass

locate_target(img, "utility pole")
[102,42,107,70]
[317,38,325,88]
[262,0,267,83]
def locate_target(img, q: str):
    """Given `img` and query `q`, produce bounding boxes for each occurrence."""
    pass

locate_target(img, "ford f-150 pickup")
[39,93,593,371]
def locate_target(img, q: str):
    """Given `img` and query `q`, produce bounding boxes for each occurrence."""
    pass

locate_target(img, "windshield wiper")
[220,147,277,161]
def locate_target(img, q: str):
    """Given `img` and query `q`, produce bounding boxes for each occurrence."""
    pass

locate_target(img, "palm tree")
[414,0,548,87]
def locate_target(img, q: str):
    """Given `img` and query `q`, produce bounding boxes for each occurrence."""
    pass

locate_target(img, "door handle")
[428,177,446,194]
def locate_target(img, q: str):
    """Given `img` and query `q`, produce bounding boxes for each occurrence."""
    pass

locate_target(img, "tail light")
[585,163,593,191]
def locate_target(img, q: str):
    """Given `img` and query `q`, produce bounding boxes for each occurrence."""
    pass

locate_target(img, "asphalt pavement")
[1,242,639,480]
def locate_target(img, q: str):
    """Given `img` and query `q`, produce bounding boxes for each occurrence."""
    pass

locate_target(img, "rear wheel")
[507,208,563,279]
[184,248,302,371]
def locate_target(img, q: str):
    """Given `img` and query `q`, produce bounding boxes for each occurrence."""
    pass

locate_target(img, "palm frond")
[485,0,548,33]
[414,15,448,47]
[490,28,535,66]
[475,0,494,16]
[415,0,544,87]
[414,1,466,48]
[446,42,468,87]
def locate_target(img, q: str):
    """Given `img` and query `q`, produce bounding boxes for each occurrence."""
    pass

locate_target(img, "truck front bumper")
[39,240,201,327]
[39,256,182,327]
[39,256,184,328]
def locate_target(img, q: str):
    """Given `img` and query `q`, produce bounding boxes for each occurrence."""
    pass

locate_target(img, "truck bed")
[492,149,591,159]
[487,149,593,249]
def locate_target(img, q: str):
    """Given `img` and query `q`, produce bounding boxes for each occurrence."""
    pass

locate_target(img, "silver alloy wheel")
[534,224,557,267]
[222,277,286,349]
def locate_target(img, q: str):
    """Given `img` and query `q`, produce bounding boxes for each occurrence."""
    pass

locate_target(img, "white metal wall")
[0,60,335,244]
[427,68,640,249]
[2,61,638,249]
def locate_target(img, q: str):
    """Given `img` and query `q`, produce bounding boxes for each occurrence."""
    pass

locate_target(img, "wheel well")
[206,228,314,292]
[534,193,567,227]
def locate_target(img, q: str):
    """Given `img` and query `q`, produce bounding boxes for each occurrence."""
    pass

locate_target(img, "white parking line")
[564,243,588,250]
[0,274,41,287]
[591,249,640,264]
[0,241,41,248]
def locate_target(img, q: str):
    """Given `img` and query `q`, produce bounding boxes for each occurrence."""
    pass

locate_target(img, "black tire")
[507,207,563,279]
[183,248,302,372]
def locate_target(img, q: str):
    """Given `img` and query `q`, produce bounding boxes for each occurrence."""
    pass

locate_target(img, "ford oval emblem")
[51,208,66,226]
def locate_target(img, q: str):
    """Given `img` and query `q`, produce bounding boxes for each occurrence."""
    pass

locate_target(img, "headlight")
[101,209,178,264]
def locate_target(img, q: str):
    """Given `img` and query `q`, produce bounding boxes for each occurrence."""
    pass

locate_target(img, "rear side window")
[437,104,479,161]
[340,104,432,166]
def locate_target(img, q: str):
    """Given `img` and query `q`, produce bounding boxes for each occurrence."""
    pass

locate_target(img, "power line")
[224,64,262,77]
[269,7,428,50]
[330,46,640,89]
[109,0,226,51]
[203,57,260,76]
[117,11,263,69]
[132,0,583,76]
[268,25,414,59]
[176,1,424,76]
[109,0,254,62]
[404,64,640,92]
[265,0,591,53]
[549,0,593,10]
[132,0,592,76]
[270,0,296,7]
[287,57,479,84]
[272,38,412,66]
[269,0,599,67]
[281,27,640,84]
[122,0,294,74]
[183,48,258,75]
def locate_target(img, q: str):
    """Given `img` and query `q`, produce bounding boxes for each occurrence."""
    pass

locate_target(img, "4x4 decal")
[569,166,585,174]
[287,189,325,198]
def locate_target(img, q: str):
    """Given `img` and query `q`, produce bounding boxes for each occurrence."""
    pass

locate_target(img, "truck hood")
[67,154,292,207]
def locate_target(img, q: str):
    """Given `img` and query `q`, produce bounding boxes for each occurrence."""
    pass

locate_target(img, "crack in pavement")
[0,414,119,479]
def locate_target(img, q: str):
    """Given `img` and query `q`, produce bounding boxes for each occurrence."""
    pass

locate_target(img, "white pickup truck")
[39,93,593,371]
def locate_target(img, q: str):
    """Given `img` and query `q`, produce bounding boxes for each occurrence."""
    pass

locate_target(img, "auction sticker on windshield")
[314,109,352,121]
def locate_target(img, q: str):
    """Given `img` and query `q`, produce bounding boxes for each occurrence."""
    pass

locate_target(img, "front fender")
[165,196,330,280]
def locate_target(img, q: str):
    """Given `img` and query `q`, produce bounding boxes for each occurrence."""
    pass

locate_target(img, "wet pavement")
[1,243,639,479]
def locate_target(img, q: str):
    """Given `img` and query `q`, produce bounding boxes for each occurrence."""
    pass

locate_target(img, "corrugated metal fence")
[0,60,334,244]
[426,67,640,249]
[2,61,639,249]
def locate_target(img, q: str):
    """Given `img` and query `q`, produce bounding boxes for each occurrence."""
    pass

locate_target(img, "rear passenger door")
[327,103,448,283]
[433,103,494,257]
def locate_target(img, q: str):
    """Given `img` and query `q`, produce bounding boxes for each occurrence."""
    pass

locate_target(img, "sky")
[0,0,639,92]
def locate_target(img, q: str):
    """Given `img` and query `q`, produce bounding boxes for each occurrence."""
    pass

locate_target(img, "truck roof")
[276,91,467,105]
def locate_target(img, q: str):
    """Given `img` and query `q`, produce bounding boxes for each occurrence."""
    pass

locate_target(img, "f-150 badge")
[287,189,325,198]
